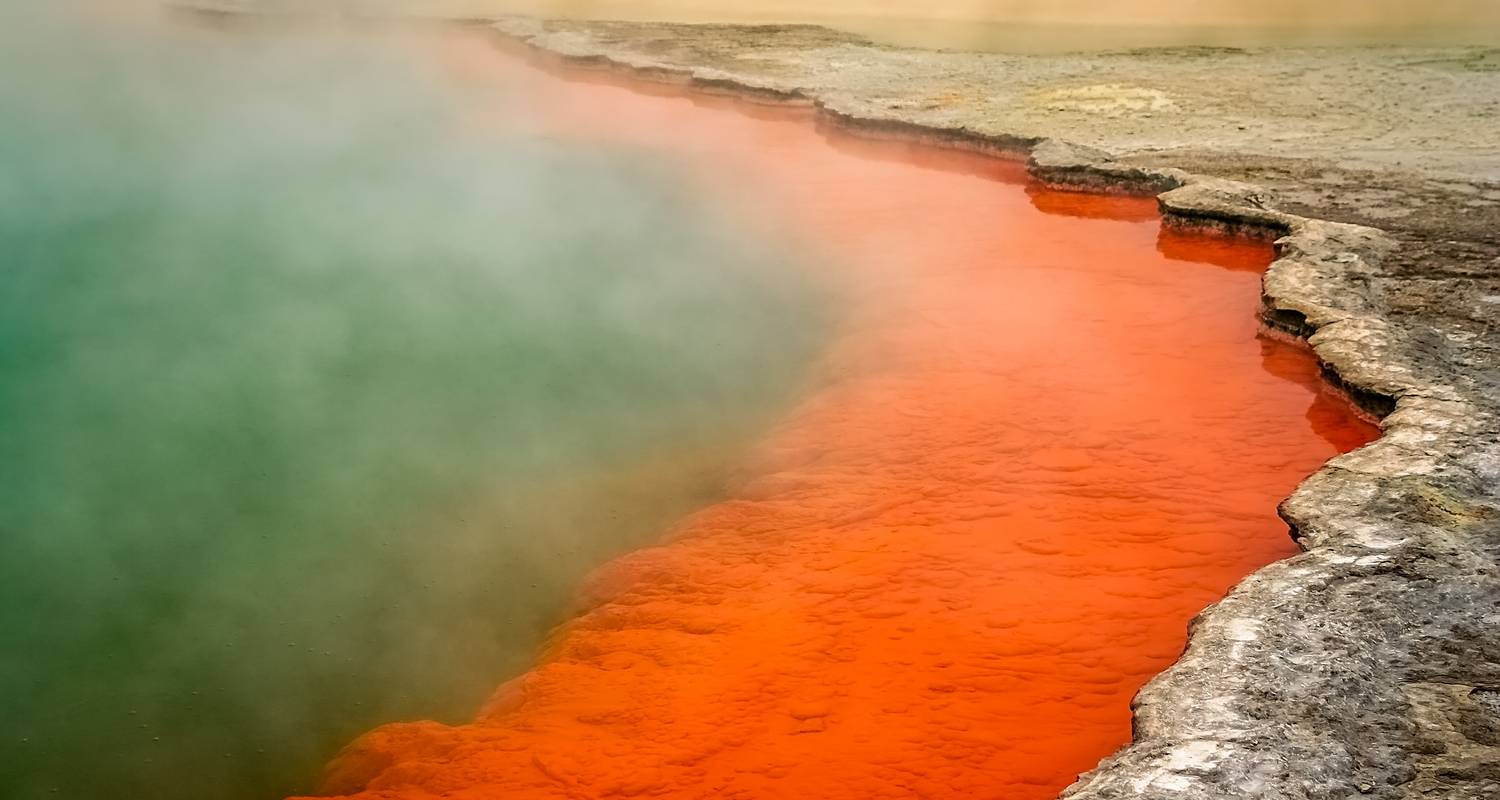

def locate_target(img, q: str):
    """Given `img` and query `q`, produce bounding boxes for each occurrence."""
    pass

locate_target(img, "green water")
[0,12,825,800]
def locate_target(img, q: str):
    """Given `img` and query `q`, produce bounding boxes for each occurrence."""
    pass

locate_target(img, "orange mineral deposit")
[306,47,1379,800]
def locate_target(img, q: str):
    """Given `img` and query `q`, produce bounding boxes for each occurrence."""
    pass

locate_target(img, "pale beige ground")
[328,1,1500,29]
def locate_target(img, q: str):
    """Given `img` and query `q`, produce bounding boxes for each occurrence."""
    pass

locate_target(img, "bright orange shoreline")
[307,45,1378,800]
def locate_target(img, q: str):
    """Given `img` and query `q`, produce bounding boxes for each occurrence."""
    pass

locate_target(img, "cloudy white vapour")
[0,6,822,800]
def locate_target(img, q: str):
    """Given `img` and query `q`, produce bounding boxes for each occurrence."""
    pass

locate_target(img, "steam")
[0,6,823,800]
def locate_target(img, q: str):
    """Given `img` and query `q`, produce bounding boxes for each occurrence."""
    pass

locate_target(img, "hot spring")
[2,11,1378,800]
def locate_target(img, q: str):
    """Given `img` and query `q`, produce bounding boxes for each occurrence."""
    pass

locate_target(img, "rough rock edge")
[483,19,1499,800]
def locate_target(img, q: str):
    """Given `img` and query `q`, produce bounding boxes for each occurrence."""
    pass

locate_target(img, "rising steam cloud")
[0,6,823,800]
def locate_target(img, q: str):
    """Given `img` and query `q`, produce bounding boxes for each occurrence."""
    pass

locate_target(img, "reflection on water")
[307,48,1379,800]
[1155,227,1270,272]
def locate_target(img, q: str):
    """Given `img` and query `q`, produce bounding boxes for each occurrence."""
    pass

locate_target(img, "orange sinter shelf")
[307,45,1379,800]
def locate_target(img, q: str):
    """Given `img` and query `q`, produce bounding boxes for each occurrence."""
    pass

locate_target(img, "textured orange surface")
[305,48,1378,800]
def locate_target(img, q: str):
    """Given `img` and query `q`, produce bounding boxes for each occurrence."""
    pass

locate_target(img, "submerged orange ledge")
[305,44,1377,800]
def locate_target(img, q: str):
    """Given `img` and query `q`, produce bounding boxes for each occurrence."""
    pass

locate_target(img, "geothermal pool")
[304,46,1379,800]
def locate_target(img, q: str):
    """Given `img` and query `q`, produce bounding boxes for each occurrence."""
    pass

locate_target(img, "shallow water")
[308,49,1379,800]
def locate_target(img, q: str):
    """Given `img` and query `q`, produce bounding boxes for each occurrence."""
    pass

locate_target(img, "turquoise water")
[0,14,825,800]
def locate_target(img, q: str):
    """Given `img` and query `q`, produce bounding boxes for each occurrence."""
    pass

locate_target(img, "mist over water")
[0,8,824,800]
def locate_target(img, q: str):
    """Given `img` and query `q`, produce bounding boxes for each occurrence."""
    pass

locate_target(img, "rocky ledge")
[488,17,1499,800]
